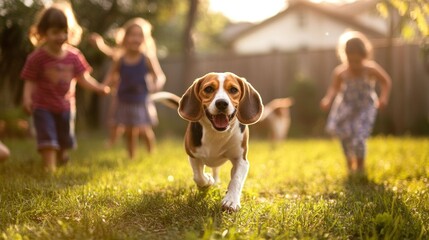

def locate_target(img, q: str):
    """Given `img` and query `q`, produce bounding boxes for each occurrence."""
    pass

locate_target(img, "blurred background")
[0,0,428,139]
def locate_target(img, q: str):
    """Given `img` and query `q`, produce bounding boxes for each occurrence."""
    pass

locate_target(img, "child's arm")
[103,60,120,87]
[370,61,392,109]
[320,65,344,110]
[89,33,115,58]
[76,72,110,95]
[145,74,156,93]
[146,55,166,92]
[22,80,35,114]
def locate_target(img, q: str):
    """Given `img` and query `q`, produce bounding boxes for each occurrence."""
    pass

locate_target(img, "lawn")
[0,135,428,239]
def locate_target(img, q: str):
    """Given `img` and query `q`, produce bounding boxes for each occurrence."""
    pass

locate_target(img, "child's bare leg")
[107,124,119,147]
[345,155,357,173]
[40,148,57,172]
[341,138,357,174]
[126,127,139,159]
[57,149,69,166]
[116,125,124,143]
[354,137,366,173]
[107,123,125,147]
[350,156,358,172]
[346,157,353,172]
[356,158,365,173]
[140,126,155,153]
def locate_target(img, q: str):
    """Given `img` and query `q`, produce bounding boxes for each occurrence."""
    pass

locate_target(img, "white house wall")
[233,9,361,54]
[355,12,389,35]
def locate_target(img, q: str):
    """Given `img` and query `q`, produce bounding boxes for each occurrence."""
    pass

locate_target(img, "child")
[102,18,166,159]
[21,3,110,172]
[89,32,124,147]
[320,31,392,175]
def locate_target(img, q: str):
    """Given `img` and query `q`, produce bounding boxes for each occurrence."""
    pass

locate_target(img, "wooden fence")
[155,43,428,137]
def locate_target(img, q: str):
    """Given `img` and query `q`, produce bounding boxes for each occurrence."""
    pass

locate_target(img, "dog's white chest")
[192,122,244,167]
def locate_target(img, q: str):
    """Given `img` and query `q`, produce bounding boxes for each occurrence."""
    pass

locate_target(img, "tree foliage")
[376,0,429,74]
[0,0,44,106]
[195,1,230,54]
[377,0,428,41]
[0,0,229,109]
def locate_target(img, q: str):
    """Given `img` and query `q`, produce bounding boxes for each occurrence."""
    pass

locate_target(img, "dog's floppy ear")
[178,78,204,121]
[236,75,264,125]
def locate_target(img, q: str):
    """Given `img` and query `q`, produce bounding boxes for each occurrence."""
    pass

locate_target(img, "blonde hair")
[114,18,157,58]
[29,1,82,47]
[337,31,373,63]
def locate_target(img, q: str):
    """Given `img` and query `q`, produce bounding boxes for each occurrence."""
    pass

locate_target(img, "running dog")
[152,72,263,211]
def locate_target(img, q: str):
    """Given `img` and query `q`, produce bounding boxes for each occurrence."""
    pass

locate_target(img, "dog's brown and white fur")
[176,72,263,211]
[259,98,294,142]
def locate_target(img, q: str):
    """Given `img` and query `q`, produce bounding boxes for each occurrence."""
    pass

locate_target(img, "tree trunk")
[181,0,199,89]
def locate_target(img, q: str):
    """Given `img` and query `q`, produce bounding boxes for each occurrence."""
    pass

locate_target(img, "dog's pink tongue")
[213,114,229,129]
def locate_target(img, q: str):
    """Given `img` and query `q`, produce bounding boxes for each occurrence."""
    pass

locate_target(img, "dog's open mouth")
[206,110,235,131]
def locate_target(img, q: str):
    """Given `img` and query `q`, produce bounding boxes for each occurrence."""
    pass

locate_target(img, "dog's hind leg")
[189,157,215,188]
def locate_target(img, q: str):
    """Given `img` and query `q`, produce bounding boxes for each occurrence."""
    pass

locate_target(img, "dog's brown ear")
[178,78,203,121]
[236,75,264,125]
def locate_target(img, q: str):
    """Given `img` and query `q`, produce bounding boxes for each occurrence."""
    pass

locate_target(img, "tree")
[377,0,428,41]
[0,0,230,128]
[0,1,44,106]
[194,2,229,54]
[376,0,429,134]
[377,0,428,71]
[181,0,199,87]
[0,0,186,107]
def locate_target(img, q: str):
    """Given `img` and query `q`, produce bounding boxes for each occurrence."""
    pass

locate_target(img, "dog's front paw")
[195,173,215,188]
[221,193,241,212]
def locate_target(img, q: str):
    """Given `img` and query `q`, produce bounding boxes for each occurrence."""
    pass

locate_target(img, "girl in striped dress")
[320,31,392,175]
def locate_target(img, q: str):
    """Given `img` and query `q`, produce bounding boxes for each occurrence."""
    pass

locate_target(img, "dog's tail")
[260,97,294,121]
[150,91,180,110]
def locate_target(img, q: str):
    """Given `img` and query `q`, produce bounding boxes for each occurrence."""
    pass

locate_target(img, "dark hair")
[29,2,82,46]
[345,38,368,58]
[37,7,68,34]
[337,31,373,63]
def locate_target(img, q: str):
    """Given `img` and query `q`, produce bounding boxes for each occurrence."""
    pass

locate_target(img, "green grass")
[1,135,428,239]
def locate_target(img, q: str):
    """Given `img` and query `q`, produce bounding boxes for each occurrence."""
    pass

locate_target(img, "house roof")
[227,0,386,44]
[220,22,254,42]
[336,0,379,15]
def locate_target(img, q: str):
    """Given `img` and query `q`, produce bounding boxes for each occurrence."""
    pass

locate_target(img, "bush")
[288,76,325,137]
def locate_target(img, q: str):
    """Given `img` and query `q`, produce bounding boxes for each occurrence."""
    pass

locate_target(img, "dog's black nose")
[215,99,228,110]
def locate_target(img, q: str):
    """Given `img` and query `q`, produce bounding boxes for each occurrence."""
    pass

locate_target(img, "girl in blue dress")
[103,18,165,159]
[320,31,392,175]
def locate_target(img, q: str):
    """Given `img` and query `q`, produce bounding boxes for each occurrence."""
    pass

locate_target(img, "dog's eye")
[204,86,214,94]
[229,87,238,94]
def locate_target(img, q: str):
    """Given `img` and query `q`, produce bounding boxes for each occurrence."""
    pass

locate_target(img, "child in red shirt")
[21,2,110,172]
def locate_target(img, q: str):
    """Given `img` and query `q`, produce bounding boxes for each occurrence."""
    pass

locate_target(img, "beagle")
[177,72,263,211]
[258,98,294,142]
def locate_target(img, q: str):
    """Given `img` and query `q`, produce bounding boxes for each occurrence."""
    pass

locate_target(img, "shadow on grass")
[338,174,423,239]
[105,186,226,239]
[0,144,121,186]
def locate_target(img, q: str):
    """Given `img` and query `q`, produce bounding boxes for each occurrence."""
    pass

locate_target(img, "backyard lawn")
[0,135,428,239]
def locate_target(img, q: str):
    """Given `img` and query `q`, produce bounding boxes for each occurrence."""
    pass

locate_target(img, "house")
[225,0,389,55]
